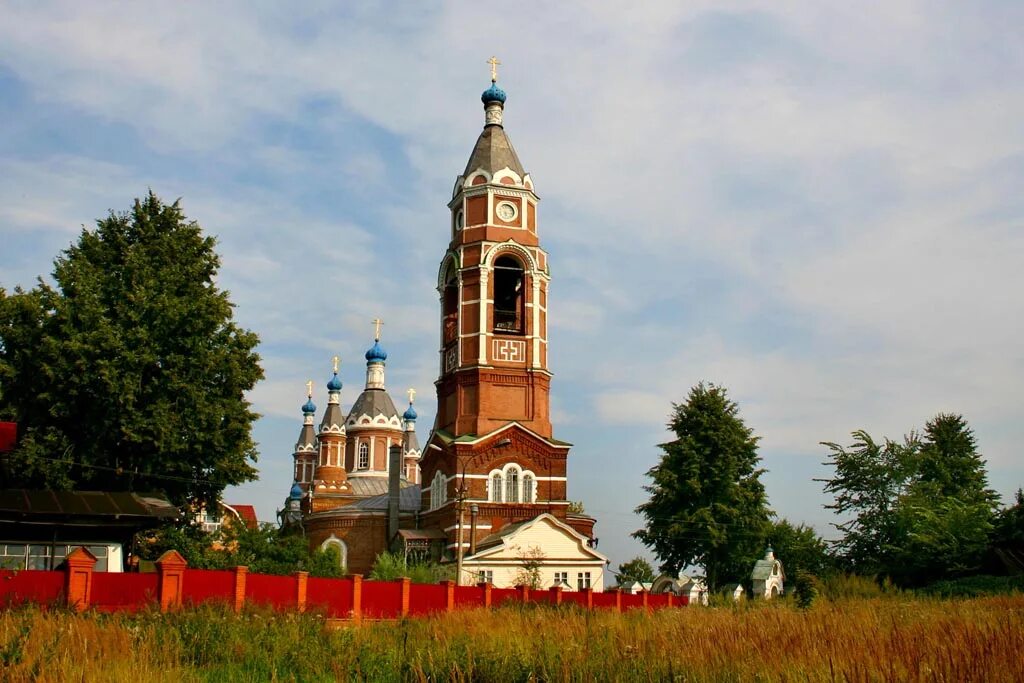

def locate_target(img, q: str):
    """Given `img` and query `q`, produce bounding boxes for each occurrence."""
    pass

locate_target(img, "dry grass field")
[1,594,1022,682]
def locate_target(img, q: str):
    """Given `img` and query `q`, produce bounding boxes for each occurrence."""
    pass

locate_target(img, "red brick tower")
[419,67,595,564]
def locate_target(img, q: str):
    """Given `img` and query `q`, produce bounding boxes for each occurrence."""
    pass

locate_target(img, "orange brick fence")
[0,548,686,618]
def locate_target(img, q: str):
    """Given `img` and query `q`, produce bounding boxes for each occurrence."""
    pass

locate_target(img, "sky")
[1,1,1022,570]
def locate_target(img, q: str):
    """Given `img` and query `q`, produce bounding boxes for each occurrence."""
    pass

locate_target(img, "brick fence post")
[64,546,96,612]
[232,566,248,613]
[518,584,530,603]
[441,579,456,611]
[613,588,622,613]
[294,571,308,613]
[667,592,674,608]
[349,574,363,623]
[640,589,649,611]
[399,577,411,617]
[478,582,492,609]
[155,550,188,612]
[582,587,593,610]
[549,585,563,606]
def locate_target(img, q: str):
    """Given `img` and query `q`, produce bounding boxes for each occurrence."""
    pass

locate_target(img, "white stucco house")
[751,546,785,598]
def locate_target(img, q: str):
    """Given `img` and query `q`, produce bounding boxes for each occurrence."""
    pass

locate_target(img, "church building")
[283,64,608,589]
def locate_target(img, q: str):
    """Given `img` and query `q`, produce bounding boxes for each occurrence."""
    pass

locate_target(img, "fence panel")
[93,572,158,611]
[454,585,484,608]
[247,573,296,609]
[561,591,589,608]
[490,587,519,607]
[591,592,618,609]
[361,580,403,619]
[621,593,644,610]
[0,569,64,606]
[181,569,234,606]
[647,593,670,609]
[409,583,447,616]
[306,576,352,617]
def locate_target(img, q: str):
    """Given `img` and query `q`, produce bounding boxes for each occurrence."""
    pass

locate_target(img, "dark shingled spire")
[463,125,526,177]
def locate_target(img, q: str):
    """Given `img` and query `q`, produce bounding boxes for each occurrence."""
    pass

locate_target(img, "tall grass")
[2,595,1022,682]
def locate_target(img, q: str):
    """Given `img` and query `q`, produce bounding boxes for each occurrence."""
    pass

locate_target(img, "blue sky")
[1,2,1022,570]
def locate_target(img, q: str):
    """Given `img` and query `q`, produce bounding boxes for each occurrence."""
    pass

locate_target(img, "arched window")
[430,472,447,510]
[493,255,524,333]
[491,473,503,502]
[506,467,520,503]
[358,443,370,470]
[522,473,534,503]
[443,267,459,345]
[320,537,348,572]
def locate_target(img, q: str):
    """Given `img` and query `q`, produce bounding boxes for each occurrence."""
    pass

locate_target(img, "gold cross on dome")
[407,387,416,404]
[487,56,501,82]
[372,317,384,341]
[306,380,314,398]
[332,355,340,373]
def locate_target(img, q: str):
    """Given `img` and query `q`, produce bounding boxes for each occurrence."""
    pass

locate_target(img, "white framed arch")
[492,167,523,185]
[482,240,539,274]
[487,463,537,504]
[465,169,493,186]
[319,535,348,571]
[436,251,461,291]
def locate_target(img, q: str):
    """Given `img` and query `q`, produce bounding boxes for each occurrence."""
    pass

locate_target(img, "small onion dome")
[327,373,343,391]
[481,81,506,104]
[365,340,388,363]
[289,482,304,500]
[302,397,317,414]
[403,403,417,421]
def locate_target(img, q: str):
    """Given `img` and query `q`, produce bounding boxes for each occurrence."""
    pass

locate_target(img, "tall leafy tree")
[767,519,834,578]
[634,383,772,591]
[822,414,997,585]
[616,556,656,584]
[0,192,262,506]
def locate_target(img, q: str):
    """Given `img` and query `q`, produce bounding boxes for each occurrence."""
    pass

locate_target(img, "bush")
[921,574,1024,598]
[791,571,821,609]
[369,551,451,583]
[818,573,900,600]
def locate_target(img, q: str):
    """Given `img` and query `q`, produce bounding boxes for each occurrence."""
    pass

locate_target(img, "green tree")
[767,519,834,578]
[616,556,656,584]
[989,489,1024,574]
[822,414,996,585]
[0,193,262,506]
[634,383,772,591]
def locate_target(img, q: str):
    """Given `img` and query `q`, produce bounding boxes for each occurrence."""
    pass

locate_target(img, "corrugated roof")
[0,490,178,520]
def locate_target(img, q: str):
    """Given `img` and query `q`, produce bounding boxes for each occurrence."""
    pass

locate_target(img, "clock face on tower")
[455,210,464,231]
[496,201,517,222]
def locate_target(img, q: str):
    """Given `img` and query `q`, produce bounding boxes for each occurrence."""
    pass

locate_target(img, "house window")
[493,255,524,333]
[577,572,591,591]
[478,570,494,585]
[491,473,503,502]
[554,571,569,587]
[522,474,534,503]
[358,442,370,469]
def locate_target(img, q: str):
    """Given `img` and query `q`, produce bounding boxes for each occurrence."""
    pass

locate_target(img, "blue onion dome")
[403,403,417,421]
[302,397,317,414]
[326,373,343,391]
[481,81,506,104]
[289,482,303,500]
[365,340,388,363]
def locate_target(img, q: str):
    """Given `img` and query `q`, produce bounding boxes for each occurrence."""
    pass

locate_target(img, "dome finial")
[403,387,418,422]
[487,55,501,83]
[327,357,343,392]
[365,318,388,364]
[302,380,317,414]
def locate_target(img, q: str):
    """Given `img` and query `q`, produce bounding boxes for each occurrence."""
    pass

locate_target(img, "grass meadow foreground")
[1,595,1022,682]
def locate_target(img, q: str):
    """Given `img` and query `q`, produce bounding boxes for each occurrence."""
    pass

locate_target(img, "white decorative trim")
[492,167,523,186]
[482,240,539,273]
[492,338,525,363]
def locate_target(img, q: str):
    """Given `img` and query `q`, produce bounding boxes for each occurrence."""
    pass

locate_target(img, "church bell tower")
[434,64,551,439]
[421,62,594,558]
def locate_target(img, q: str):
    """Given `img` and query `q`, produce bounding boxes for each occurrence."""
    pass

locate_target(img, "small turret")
[292,381,318,488]
[402,388,421,483]
[313,356,350,495]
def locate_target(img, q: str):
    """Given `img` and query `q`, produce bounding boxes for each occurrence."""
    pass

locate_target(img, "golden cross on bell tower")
[372,317,384,341]
[306,380,314,398]
[332,355,340,373]
[487,56,501,83]
[407,387,416,404]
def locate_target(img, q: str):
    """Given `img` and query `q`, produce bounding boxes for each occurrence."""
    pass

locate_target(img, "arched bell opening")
[493,255,524,334]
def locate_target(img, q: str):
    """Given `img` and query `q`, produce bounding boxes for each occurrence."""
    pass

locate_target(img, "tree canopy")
[0,192,262,506]
[616,556,656,585]
[634,383,772,590]
[821,413,997,585]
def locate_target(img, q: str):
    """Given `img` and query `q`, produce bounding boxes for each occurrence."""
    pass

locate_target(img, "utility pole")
[455,484,466,585]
